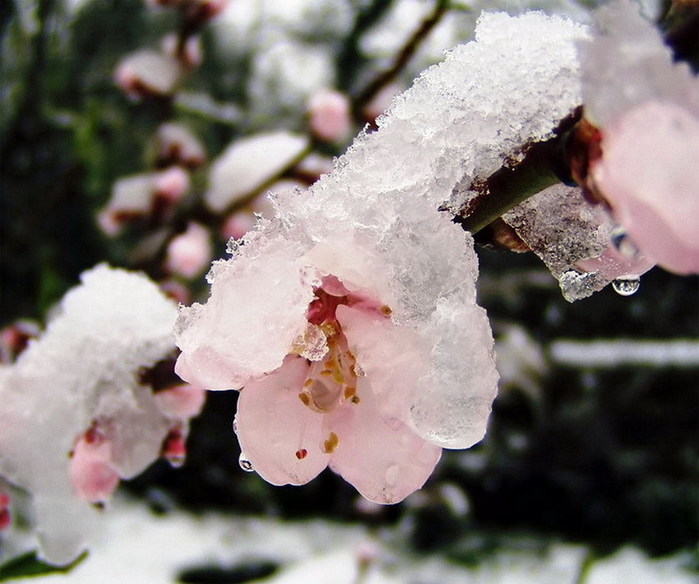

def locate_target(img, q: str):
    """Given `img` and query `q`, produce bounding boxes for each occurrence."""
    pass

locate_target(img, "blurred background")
[1,0,697,582]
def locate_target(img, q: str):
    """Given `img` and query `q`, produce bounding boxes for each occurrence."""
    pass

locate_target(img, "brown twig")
[352,0,450,120]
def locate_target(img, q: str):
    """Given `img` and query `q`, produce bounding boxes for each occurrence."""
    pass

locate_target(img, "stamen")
[380,305,392,316]
[298,392,311,406]
[323,432,339,454]
[295,449,308,460]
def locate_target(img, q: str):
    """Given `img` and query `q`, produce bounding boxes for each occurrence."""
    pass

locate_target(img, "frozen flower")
[580,0,699,275]
[0,265,180,564]
[69,424,121,504]
[177,10,593,503]
[308,89,352,143]
[591,100,699,274]
[165,222,212,279]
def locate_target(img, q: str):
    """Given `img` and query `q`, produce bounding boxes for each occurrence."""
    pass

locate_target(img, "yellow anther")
[298,392,311,406]
[380,305,392,316]
[323,432,339,454]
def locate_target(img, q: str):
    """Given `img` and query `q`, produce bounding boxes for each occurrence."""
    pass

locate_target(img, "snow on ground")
[8,496,694,584]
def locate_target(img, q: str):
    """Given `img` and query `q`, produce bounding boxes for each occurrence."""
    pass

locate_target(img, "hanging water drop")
[238,452,255,472]
[611,226,639,259]
[612,274,640,296]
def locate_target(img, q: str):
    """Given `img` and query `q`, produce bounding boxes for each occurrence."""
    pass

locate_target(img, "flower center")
[298,332,359,413]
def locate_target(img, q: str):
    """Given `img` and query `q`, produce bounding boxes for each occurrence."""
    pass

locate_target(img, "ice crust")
[503,184,655,301]
[580,0,699,130]
[177,12,592,451]
[0,265,178,564]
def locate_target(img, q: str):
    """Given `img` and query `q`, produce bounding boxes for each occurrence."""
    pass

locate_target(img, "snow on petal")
[409,299,499,450]
[235,355,330,485]
[326,387,441,505]
[175,234,316,389]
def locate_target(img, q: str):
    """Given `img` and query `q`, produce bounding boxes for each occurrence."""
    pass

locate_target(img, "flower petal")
[235,355,330,485]
[325,386,441,504]
[335,304,427,419]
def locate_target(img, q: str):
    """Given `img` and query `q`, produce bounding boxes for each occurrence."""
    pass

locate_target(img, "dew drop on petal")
[611,225,640,259]
[385,464,400,487]
[612,274,640,296]
[238,452,255,472]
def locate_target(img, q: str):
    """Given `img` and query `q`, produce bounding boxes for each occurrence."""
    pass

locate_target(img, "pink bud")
[153,166,191,204]
[162,425,187,467]
[69,426,120,504]
[221,211,256,240]
[308,89,352,143]
[155,384,206,419]
[0,493,11,530]
[165,222,212,279]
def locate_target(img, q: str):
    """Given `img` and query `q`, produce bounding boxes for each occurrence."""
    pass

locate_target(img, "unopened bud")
[165,222,212,279]
[308,89,352,143]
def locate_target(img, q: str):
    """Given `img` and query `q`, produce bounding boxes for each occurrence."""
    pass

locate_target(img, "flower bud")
[165,222,212,279]
[308,89,352,143]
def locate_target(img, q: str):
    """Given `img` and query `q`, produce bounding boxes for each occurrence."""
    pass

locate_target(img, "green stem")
[456,139,562,234]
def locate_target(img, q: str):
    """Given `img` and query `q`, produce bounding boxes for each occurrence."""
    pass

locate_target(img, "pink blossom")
[114,50,183,99]
[308,89,352,143]
[592,100,699,274]
[165,222,212,279]
[153,165,191,204]
[69,425,120,504]
[232,277,442,503]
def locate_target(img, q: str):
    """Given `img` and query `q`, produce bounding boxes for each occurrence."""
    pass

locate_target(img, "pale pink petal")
[325,386,441,504]
[155,384,206,419]
[69,436,120,503]
[593,100,699,274]
[335,305,427,418]
[235,355,330,485]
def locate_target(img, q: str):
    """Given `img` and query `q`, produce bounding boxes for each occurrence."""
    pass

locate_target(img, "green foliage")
[0,550,87,581]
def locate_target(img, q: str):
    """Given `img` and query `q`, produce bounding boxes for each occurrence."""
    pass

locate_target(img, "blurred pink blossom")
[592,100,699,274]
[114,49,183,99]
[99,167,190,236]
[308,89,352,143]
[165,222,213,279]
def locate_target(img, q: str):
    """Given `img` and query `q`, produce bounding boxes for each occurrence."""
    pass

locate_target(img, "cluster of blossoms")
[0,266,203,564]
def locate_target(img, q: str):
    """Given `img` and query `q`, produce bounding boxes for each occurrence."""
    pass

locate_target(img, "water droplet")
[385,464,400,487]
[611,226,639,259]
[238,452,254,472]
[612,274,640,296]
